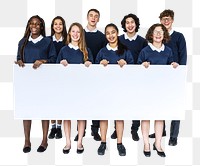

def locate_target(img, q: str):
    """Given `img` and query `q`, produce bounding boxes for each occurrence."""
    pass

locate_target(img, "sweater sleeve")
[178,33,187,65]
[46,40,57,63]
[56,47,64,64]
[137,49,146,64]
[95,49,103,64]
[87,48,94,63]
[125,50,134,64]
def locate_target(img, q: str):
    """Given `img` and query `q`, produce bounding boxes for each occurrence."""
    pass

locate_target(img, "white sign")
[13,64,186,120]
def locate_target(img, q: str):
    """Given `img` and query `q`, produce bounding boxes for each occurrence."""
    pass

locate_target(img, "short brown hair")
[145,23,170,44]
[159,9,174,20]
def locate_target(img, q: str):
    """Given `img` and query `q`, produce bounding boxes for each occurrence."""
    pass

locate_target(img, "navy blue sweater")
[166,31,187,65]
[48,36,66,55]
[96,47,134,64]
[56,45,93,64]
[119,34,147,64]
[84,30,107,62]
[137,45,173,65]
[17,37,57,63]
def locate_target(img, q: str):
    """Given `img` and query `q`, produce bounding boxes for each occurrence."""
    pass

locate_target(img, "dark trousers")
[91,120,100,133]
[163,120,180,138]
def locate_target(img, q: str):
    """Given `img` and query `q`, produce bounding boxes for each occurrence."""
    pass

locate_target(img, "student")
[110,13,148,141]
[74,9,107,142]
[15,15,57,153]
[149,9,187,146]
[96,23,134,156]
[57,22,93,154]
[138,23,178,157]
[48,16,67,140]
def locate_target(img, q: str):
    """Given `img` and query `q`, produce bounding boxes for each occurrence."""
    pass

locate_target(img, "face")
[105,26,118,44]
[87,11,99,27]
[160,16,173,31]
[125,17,136,34]
[70,25,81,42]
[152,26,164,44]
[29,17,41,37]
[53,19,63,34]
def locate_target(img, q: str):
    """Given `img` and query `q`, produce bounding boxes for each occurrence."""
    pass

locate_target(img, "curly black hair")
[121,13,140,32]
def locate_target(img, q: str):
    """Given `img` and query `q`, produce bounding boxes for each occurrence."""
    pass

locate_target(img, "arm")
[178,34,187,65]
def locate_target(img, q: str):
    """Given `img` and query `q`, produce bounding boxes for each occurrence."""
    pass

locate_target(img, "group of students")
[15,8,187,158]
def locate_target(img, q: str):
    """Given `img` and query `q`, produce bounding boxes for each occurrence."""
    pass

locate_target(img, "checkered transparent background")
[0,0,199,165]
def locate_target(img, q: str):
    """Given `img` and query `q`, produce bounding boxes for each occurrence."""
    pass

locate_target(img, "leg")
[111,120,117,139]
[91,120,101,141]
[23,120,31,147]
[154,120,166,157]
[77,120,86,153]
[169,120,180,146]
[56,120,63,139]
[41,120,49,147]
[141,120,150,151]
[116,120,126,156]
[98,120,108,155]
[131,120,140,141]
[62,120,71,154]
[149,120,166,138]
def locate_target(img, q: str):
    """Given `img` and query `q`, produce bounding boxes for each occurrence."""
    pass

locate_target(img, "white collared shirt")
[106,43,118,51]
[148,43,165,53]
[124,33,138,41]
[169,28,174,36]
[68,43,79,50]
[28,34,43,44]
[52,35,63,42]
[85,26,98,33]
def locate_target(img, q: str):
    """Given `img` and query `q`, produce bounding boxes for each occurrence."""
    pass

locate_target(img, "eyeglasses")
[153,30,164,35]
[161,17,172,22]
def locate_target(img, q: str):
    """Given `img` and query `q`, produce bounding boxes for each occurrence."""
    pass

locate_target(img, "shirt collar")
[169,28,174,35]
[148,43,165,52]
[28,34,43,44]
[52,35,63,42]
[85,26,98,33]
[124,33,137,41]
[68,43,79,50]
[106,43,118,51]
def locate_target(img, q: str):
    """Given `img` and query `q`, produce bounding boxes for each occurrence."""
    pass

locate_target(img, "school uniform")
[49,35,66,55]
[84,27,107,138]
[17,35,57,63]
[56,43,93,64]
[96,44,134,64]
[166,29,187,144]
[119,33,148,137]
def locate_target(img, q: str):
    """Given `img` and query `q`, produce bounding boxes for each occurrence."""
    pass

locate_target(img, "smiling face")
[53,19,63,34]
[105,26,118,45]
[87,10,99,27]
[152,26,164,44]
[160,16,173,31]
[125,17,136,34]
[29,17,41,38]
[69,25,81,43]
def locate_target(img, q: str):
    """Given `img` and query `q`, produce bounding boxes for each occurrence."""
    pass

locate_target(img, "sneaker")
[56,128,62,139]
[98,143,106,155]
[48,128,57,139]
[117,144,126,156]
[91,132,101,141]
[131,131,139,141]
[168,137,177,146]
[111,130,117,139]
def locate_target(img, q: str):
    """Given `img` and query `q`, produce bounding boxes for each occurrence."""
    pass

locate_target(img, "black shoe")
[168,137,177,146]
[23,146,31,153]
[98,142,106,155]
[91,132,101,141]
[37,145,48,153]
[131,131,139,141]
[74,131,86,141]
[153,143,166,157]
[149,130,166,138]
[48,128,57,139]
[77,147,84,154]
[63,146,71,154]
[143,144,151,157]
[117,144,126,156]
[111,130,117,139]
[56,128,62,139]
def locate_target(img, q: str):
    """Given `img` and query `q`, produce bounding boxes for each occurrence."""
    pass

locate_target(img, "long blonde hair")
[67,22,88,62]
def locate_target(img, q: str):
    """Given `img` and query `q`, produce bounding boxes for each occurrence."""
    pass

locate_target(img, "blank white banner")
[13,64,186,120]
